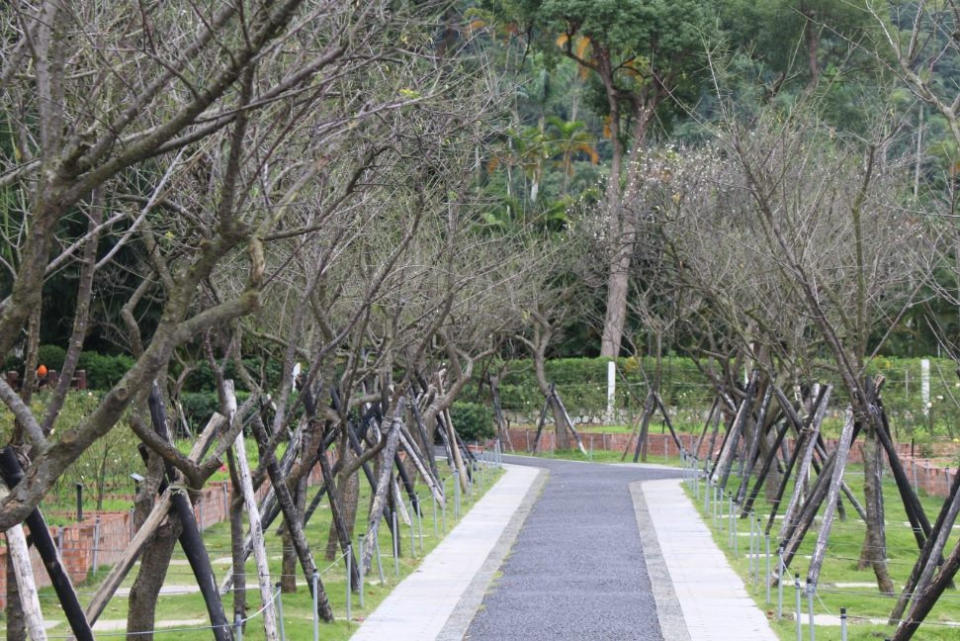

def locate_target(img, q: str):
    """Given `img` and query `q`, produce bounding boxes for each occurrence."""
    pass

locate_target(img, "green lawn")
[685,463,960,640]
[32,461,503,641]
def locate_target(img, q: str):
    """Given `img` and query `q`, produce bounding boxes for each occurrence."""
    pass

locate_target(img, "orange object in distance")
[36,364,48,377]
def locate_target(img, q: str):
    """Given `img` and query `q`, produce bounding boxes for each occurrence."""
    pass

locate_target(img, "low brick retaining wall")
[0,465,325,607]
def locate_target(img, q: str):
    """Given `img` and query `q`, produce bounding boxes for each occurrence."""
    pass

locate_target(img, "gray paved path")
[464,456,682,641]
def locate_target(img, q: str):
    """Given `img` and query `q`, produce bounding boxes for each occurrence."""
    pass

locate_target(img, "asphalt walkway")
[464,457,681,641]
[350,455,781,640]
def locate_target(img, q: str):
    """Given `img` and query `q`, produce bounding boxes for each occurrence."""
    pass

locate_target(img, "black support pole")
[147,383,232,641]
[0,448,95,641]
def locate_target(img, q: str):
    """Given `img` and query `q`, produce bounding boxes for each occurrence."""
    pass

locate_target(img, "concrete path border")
[349,463,545,641]
[631,481,692,641]
[638,478,779,641]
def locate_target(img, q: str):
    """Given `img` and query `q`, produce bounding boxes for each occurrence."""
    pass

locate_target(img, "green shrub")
[179,390,250,429]
[181,358,284,393]
[37,344,67,371]
[2,354,22,372]
[449,401,495,442]
[77,351,136,389]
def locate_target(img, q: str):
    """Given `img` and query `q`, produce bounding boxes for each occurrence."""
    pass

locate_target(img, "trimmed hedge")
[497,356,710,416]
[491,356,960,433]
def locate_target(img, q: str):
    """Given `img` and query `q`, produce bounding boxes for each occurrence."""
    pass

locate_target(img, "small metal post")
[92,515,101,573]
[198,501,204,532]
[356,533,365,608]
[371,529,385,585]
[777,550,785,620]
[416,497,424,555]
[57,526,64,550]
[694,461,700,499]
[711,486,716,529]
[765,534,771,605]
[454,469,461,519]
[392,510,400,577]
[313,571,321,640]
[75,483,83,522]
[795,575,802,641]
[275,583,287,641]
[807,581,815,641]
[344,550,351,626]
[748,513,755,584]
[235,614,243,641]
[441,480,447,532]
[432,491,439,537]
[728,497,735,551]
[409,499,416,558]
[840,607,847,641]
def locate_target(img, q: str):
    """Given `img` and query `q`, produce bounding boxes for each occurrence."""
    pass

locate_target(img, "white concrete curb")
[349,464,542,641]
[642,478,779,640]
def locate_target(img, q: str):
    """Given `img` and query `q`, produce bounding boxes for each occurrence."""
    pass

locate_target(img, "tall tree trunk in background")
[599,93,655,358]
[859,425,895,594]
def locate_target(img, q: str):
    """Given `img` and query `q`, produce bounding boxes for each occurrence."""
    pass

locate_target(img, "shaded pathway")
[464,456,682,641]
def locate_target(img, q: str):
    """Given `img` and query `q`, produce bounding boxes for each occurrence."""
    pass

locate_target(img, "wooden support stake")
[398,429,444,506]
[777,386,831,543]
[807,408,856,588]
[316,446,362,591]
[654,392,690,459]
[712,373,758,491]
[735,383,773,505]
[6,522,47,641]
[84,411,224,623]
[875,402,932,549]
[0,449,93,641]
[632,394,656,463]
[694,398,719,461]
[147,383,232,641]
[406,390,441,482]
[530,392,551,454]
[226,381,280,641]
[741,418,791,518]
[248,408,334,622]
